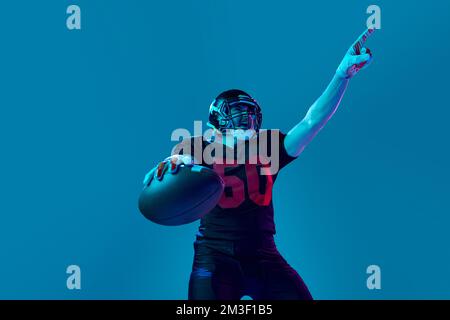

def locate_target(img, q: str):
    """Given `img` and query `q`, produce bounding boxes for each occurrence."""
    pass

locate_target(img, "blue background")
[1,0,449,299]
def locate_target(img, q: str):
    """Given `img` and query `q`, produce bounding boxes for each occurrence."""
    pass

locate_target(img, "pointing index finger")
[352,28,375,53]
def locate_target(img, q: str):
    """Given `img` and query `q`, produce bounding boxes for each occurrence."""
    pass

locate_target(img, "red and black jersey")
[176,129,297,240]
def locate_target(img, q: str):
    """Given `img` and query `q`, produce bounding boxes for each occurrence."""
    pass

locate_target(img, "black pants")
[188,235,312,300]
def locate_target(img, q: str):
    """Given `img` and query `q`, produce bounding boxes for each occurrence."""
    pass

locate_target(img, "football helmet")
[207,89,262,132]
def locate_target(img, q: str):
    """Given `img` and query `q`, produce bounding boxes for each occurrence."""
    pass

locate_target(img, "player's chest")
[212,163,274,208]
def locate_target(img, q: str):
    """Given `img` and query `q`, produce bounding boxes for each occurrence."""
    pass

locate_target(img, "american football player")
[143,28,375,300]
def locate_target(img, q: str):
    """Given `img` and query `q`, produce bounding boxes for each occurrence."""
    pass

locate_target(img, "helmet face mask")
[207,90,262,134]
[228,104,258,130]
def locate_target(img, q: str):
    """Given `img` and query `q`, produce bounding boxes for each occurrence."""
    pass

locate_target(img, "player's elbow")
[303,113,323,131]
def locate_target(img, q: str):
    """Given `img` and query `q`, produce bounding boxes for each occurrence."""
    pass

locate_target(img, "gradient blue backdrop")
[1,0,449,299]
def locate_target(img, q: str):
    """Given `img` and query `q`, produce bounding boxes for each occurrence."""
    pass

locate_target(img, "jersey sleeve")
[277,130,298,170]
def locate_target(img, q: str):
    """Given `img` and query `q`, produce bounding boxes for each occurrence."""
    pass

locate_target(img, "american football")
[138,164,224,226]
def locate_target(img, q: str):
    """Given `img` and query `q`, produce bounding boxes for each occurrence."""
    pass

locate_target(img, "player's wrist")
[335,67,352,80]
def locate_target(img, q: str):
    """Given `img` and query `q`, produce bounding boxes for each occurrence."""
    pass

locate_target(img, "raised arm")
[284,28,375,157]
